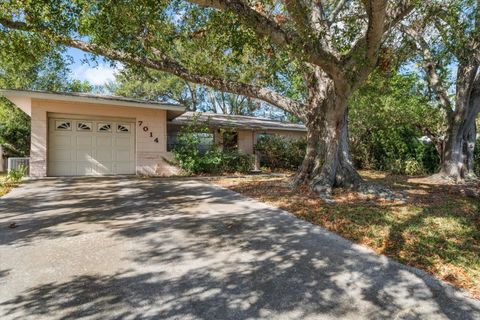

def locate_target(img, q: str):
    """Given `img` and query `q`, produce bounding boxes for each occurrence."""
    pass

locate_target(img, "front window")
[223,131,238,151]
[256,133,274,141]
[167,132,214,152]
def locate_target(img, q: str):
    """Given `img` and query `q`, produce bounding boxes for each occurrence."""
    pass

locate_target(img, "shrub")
[349,71,442,175]
[386,158,426,176]
[220,151,253,173]
[255,135,306,170]
[6,164,27,183]
[173,115,253,174]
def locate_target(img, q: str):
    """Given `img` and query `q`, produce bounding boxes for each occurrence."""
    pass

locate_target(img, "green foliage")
[173,115,253,174]
[219,150,254,173]
[6,165,27,183]
[109,67,205,110]
[0,98,30,157]
[110,66,268,116]
[0,32,92,157]
[349,72,442,175]
[255,135,306,170]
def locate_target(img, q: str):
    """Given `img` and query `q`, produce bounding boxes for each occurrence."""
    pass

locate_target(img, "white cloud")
[72,63,122,86]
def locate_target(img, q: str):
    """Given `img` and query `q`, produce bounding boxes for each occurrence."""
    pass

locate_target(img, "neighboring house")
[0,89,306,177]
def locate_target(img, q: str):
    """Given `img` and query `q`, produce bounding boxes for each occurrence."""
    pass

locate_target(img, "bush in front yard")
[173,115,253,174]
[255,135,306,170]
[220,151,254,173]
[174,145,253,175]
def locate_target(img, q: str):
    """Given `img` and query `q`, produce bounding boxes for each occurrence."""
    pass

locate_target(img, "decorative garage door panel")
[48,118,135,176]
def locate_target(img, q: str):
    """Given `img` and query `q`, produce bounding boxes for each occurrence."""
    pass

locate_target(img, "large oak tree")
[403,0,480,181]
[0,0,414,199]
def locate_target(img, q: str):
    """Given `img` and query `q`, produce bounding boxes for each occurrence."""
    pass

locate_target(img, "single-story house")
[0,89,306,177]
[168,112,306,154]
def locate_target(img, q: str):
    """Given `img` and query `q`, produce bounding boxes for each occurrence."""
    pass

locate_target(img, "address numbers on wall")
[138,120,159,143]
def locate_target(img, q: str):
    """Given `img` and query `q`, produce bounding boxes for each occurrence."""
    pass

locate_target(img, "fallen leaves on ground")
[212,171,480,300]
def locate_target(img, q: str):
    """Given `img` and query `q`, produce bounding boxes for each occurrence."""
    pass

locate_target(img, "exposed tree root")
[425,172,479,187]
[290,167,404,204]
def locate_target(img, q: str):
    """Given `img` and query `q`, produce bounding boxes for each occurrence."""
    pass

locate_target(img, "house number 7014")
[138,121,159,143]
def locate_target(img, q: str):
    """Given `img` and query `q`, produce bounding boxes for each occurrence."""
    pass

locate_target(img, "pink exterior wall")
[30,98,179,177]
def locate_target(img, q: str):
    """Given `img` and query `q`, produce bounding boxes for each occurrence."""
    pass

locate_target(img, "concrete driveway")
[0,177,479,320]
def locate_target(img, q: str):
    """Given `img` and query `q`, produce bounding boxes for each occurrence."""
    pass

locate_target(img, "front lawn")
[212,171,480,299]
[0,172,20,197]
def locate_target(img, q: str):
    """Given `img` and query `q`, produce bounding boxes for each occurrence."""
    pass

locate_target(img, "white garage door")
[48,117,135,176]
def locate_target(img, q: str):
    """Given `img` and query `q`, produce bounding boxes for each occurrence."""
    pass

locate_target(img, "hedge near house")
[255,135,306,171]
[173,116,253,174]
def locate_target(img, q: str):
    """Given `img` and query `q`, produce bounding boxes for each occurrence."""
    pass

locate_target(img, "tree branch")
[402,25,453,114]
[472,0,480,63]
[283,0,315,38]
[342,0,388,91]
[187,0,343,82]
[328,0,347,25]
[189,0,291,49]
[0,17,305,116]
[383,0,415,34]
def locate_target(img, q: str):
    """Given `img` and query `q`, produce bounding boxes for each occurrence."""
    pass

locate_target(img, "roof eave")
[168,120,307,132]
[0,89,186,114]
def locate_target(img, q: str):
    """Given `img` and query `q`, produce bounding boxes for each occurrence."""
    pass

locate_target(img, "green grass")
[214,172,480,299]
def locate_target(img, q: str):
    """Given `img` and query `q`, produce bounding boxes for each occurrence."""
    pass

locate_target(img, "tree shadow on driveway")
[0,177,479,319]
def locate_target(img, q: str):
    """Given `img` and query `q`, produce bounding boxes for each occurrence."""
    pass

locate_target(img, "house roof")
[0,89,186,120]
[170,111,307,132]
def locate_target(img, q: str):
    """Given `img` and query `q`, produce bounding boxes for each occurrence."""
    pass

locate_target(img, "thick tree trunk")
[293,124,319,186]
[308,105,364,199]
[439,118,478,181]
[464,122,477,177]
[438,121,466,181]
[292,78,365,200]
[437,78,479,181]
[293,67,394,201]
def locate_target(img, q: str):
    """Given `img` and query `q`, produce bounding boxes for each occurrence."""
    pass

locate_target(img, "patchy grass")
[0,173,20,197]
[212,171,480,300]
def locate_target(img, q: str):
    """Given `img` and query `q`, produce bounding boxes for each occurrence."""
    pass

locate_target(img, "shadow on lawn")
[0,177,479,319]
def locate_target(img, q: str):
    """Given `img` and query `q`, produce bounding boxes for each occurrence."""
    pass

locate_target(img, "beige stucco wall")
[30,98,180,177]
[238,130,255,154]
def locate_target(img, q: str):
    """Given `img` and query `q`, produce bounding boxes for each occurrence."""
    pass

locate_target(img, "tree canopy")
[2,0,479,198]
[0,28,91,156]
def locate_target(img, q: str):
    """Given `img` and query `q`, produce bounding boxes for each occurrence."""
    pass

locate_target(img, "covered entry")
[48,115,135,176]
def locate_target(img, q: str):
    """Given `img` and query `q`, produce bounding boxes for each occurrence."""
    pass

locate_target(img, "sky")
[66,48,121,87]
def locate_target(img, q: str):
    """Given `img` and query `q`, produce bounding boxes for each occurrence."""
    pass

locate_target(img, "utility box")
[7,157,30,175]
